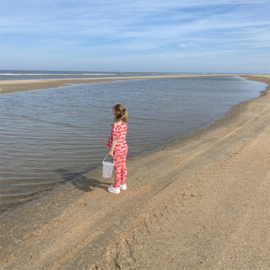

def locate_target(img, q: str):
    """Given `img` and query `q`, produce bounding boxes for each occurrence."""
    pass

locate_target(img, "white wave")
[82,73,116,75]
[0,73,118,76]
[0,73,82,76]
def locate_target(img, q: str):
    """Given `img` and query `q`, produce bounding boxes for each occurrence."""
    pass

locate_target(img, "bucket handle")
[102,155,115,165]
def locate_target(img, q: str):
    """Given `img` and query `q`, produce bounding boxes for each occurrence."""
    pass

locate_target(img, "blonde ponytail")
[112,104,128,125]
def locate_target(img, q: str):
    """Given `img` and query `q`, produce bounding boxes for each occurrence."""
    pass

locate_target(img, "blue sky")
[0,0,269,73]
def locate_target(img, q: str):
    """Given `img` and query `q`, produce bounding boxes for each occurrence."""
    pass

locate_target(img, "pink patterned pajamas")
[106,121,128,188]
[113,150,127,188]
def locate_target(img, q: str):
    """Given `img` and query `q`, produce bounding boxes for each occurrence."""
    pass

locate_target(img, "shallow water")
[0,76,266,213]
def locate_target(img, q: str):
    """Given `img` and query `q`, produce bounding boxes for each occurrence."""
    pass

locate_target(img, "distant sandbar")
[0,74,245,94]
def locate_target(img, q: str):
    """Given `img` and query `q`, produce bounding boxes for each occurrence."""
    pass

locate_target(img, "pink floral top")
[106,121,128,152]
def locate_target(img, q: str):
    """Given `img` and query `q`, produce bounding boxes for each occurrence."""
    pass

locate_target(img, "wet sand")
[0,74,237,94]
[0,74,270,269]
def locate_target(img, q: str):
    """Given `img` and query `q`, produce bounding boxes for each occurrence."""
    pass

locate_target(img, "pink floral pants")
[113,151,127,188]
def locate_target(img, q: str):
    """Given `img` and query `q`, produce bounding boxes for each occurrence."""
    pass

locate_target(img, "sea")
[0,70,194,81]
[0,71,267,214]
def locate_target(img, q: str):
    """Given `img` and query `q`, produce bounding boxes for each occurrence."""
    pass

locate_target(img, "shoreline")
[0,74,268,214]
[0,73,246,94]
[0,74,266,216]
[1,74,270,269]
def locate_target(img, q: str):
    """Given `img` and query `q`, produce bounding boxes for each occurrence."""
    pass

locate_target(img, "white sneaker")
[120,184,127,190]
[107,185,120,194]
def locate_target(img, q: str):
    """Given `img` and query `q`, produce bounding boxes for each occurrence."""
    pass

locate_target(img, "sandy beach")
[0,74,238,94]
[0,74,270,270]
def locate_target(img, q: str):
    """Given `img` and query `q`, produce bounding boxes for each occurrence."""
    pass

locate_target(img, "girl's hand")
[108,150,114,156]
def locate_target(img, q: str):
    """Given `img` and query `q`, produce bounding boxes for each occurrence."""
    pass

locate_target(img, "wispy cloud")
[0,0,269,72]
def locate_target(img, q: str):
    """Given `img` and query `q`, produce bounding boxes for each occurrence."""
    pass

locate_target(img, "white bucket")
[102,155,115,178]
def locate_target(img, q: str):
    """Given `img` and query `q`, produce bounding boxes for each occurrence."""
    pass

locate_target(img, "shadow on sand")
[56,168,111,192]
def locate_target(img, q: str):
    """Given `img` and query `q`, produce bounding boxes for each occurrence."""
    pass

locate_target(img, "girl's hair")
[112,104,128,124]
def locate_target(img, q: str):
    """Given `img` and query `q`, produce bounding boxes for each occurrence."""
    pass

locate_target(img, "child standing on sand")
[106,104,128,194]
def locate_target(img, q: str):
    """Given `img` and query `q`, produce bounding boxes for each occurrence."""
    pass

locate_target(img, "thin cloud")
[0,0,269,72]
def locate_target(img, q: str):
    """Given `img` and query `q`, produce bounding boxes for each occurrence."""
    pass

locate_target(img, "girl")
[106,104,128,194]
